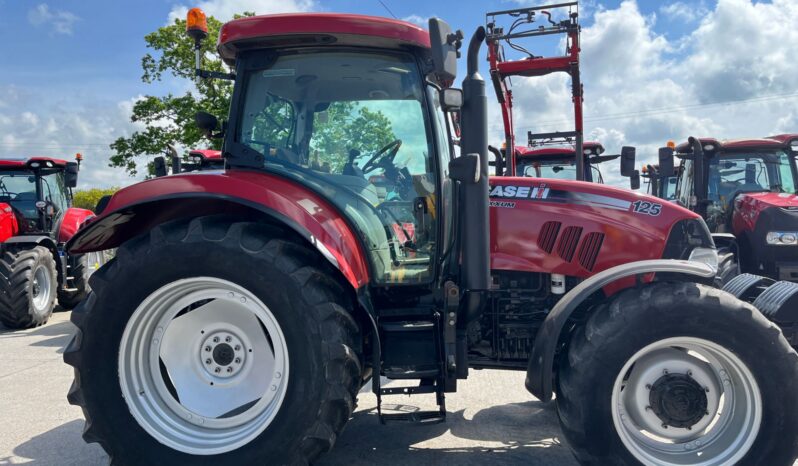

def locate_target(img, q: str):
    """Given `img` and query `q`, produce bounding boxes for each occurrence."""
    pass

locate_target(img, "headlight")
[767,231,798,245]
[688,247,718,274]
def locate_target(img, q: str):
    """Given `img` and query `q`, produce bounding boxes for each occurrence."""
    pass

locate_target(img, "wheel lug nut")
[645,384,652,390]
[213,337,219,343]
[227,367,233,373]
[214,367,221,373]
[663,369,669,375]
[234,358,241,364]
[662,423,668,429]
[205,346,211,352]
[205,359,212,365]
[687,370,693,377]
[225,336,232,343]
[234,345,241,351]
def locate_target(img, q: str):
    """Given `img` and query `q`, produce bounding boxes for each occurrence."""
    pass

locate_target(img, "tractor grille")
[537,221,561,253]
[556,226,583,262]
[577,232,605,271]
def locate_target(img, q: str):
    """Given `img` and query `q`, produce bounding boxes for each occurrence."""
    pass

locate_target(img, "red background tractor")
[0,156,101,328]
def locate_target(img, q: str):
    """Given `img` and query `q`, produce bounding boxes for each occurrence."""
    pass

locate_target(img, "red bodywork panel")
[0,203,20,242]
[189,150,222,160]
[58,207,94,244]
[218,14,429,64]
[489,178,696,280]
[732,192,798,236]
[517,142,604,159]
[68,171,370,289]
[0,157,68,168]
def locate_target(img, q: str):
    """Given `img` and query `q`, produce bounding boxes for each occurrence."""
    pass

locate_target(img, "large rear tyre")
[0,245,57,329]
[57,251,106,309]
[557,282,798,466]
[64,216,362,464]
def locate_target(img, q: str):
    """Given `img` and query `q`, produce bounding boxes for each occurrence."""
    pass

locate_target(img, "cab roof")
[0,156,68,168]
[675,136,792,153]
[218,13,430,65]
[516,141,605,159]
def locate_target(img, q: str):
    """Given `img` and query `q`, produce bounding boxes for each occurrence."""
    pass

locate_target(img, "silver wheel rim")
[611,337,761,466]
[31,264,52,315]
[118,277,289,455]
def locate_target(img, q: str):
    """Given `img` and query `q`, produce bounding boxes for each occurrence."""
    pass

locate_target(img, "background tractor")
[658,135,798,282]
[63,6,798,466]
[0,156,101,329]
[510,140,635,184]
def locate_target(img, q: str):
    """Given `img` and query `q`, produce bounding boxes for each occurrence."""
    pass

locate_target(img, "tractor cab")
[662,136,798,280]
[641,163,679,200]
[0,157,78,234]
[515,141,612,183]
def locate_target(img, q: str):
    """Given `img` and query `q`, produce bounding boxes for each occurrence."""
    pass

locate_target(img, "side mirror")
[441,88,463,111]
[64,161,79,188]
[428,18,461,84]
[195,112,219,134]
[629,170,641,190]
[449,153,480,184]
[153,156,168,177]
[620,146,636,177]
[658,147,674,178]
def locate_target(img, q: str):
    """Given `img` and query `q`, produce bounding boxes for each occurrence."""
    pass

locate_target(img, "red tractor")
[513,141,632,184]
[0,156,100,329]
[63,8,798,466]
[658,135,798,282]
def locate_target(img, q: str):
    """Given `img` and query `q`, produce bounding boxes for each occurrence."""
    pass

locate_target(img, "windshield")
[520,158,577,180]
[236,50,439,285]
[709,150,797,202]
[0,171,39,220]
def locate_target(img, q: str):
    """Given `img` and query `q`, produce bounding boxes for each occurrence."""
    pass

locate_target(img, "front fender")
[525,259,716,402]
[67,171,370,289]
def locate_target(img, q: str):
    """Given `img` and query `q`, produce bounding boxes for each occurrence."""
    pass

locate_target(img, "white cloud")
[499,0,798,189]
[28,3,79,35]
[0,87,146,189]
[660,2,708,23]
[167,0,314,24]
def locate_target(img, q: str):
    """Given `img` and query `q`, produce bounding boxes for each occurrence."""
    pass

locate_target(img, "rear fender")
[66,173,371,290]
[525,259,716,402]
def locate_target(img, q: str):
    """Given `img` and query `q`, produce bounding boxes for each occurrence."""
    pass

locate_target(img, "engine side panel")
[732,191,798,236]
[489,177,698,277]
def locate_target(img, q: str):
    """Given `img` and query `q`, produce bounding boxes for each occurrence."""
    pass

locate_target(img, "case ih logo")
[490,184,550,199]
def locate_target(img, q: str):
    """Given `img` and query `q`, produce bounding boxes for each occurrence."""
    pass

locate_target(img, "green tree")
[310,102,396,173]
[109,14,238,175]
[73,187,119,211]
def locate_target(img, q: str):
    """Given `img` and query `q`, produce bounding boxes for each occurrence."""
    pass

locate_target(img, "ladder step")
[380,384,437,396]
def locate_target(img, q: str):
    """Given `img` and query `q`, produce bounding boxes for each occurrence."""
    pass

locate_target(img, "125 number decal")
[631,200,662,216]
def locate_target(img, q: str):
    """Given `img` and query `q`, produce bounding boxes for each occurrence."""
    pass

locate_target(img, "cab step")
[378,379,446,424]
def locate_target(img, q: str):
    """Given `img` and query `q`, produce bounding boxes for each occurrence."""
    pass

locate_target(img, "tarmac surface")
[0,311,575,465]
[5,312,795,465]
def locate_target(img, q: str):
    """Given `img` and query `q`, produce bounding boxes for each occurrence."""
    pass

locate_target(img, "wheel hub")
[200,330,246,378]
[648,373,708,429]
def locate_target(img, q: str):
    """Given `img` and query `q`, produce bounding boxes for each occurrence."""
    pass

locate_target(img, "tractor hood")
[489,177,710,279]
[732,192,798,235]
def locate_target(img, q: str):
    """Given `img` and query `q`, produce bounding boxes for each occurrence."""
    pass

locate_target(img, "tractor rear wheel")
[63,216,362,464]
[557,281,798,466]
[58,251,106,309]
[0,245,57,329]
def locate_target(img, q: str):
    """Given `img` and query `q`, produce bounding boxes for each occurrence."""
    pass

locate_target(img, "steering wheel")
[361,139,402,174]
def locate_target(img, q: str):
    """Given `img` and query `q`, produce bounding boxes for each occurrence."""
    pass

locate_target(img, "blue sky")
[0,0,796,187]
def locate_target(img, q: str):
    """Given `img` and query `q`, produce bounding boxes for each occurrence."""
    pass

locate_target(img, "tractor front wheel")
[64,216,362,464]
[0,245,57,329]
[557,281,798,466]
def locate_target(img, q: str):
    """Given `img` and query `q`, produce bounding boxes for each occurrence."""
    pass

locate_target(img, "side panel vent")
[577,232,605,271]
[556,226,583,262]
[537,221,561,253]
